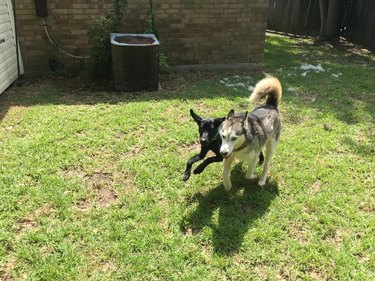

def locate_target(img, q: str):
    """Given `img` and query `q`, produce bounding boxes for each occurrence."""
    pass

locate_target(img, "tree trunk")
[318,0,348,42]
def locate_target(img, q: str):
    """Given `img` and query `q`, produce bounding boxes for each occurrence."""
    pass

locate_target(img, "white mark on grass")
[300,63,325,77]
[220,76,254,92]
[332,73,343,78]
[300,63,325,72]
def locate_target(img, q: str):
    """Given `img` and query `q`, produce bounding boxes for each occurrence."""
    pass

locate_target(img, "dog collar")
[233,139,248,152]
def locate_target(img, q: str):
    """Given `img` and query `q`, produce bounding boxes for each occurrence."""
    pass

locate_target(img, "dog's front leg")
[222,156,234,191]
[183,149,208,181]
[193,155,223,175]
[246,151,259,180]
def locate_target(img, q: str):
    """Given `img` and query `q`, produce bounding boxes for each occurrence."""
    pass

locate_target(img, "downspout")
[12,0,20,78]
[42,18,90,59]
[34,0,89,59]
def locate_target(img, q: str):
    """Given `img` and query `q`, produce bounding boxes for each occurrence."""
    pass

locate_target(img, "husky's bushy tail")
[249,77,282,108]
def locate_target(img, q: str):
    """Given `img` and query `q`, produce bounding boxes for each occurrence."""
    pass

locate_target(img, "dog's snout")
[200,137,208,144]
[220,150,228,157]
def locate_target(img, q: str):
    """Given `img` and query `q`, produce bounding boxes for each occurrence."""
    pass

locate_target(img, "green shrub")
[144,0,170,73]
[88,0,128,78]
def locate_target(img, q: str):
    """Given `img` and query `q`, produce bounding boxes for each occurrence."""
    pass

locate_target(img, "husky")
[219,77,282,189]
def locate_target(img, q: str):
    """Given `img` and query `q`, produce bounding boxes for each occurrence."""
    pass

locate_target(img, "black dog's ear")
[190,109,202,124]
[226,109,235,119]
[214,117,225,127]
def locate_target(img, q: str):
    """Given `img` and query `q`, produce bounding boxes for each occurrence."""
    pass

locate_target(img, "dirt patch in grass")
[17,218,37,232]
[85,171,119,208]
[97,188,118,208]
[359,200,375,213]
[75,188,118,210]
[59,166,86,180]
[114,171,135,195]
[310,180,323,194]
[16,204,57,233]
[76,198,92,212]
[122,144,143,158]
[86,171,112,189]
[288,221,311,244]
[100,260,117,272]
[60,168,123,209]
[0,257,16,280]
[309,269,324,281]
[323,229,344,248]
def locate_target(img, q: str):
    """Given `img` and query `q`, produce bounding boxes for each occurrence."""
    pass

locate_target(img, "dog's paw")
[223,181,232,191]
[258,178,266,187]
[183,173,190,181]
[246,173,257,180]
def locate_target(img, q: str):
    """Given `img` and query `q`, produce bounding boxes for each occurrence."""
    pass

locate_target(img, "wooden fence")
[267,0,320,36]
[343,0,375,50]
[267,0,375,50]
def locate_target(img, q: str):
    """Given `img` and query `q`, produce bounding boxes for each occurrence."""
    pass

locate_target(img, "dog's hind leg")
[258,139,278,187]
[193,155,223,175]
[222,156,234,191]
[246,151,260,180]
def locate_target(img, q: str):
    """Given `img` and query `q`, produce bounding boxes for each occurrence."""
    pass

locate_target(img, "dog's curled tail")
[249,77,282,108]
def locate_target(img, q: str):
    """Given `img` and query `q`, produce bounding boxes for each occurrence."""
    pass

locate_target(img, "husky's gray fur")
[219,77,282,189]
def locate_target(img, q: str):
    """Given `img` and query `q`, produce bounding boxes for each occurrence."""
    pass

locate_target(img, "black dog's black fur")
[183,109,265,181]
[183,109,224,181]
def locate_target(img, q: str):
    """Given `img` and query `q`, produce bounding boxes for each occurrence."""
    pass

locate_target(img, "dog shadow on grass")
[181,163,279,256]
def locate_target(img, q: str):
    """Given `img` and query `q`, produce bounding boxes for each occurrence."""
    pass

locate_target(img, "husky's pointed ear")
[226,109,235,119]
[214,117,225,126]
[190,109,202,124]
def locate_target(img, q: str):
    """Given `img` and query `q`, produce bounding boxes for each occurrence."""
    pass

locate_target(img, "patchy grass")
[0,34,374,280]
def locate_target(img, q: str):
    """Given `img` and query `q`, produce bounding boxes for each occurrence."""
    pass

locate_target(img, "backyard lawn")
[0,34,374,280]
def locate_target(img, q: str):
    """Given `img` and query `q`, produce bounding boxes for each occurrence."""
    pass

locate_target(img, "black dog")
[183,109,265,182]
[183,109,225,181]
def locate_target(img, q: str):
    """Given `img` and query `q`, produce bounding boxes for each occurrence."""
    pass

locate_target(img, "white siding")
[0,0,18,94]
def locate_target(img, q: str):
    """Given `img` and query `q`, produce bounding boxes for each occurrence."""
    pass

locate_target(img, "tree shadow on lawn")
[181,163,279,256]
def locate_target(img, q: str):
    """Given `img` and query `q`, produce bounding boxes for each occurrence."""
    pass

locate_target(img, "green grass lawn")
[0,34,374,280]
